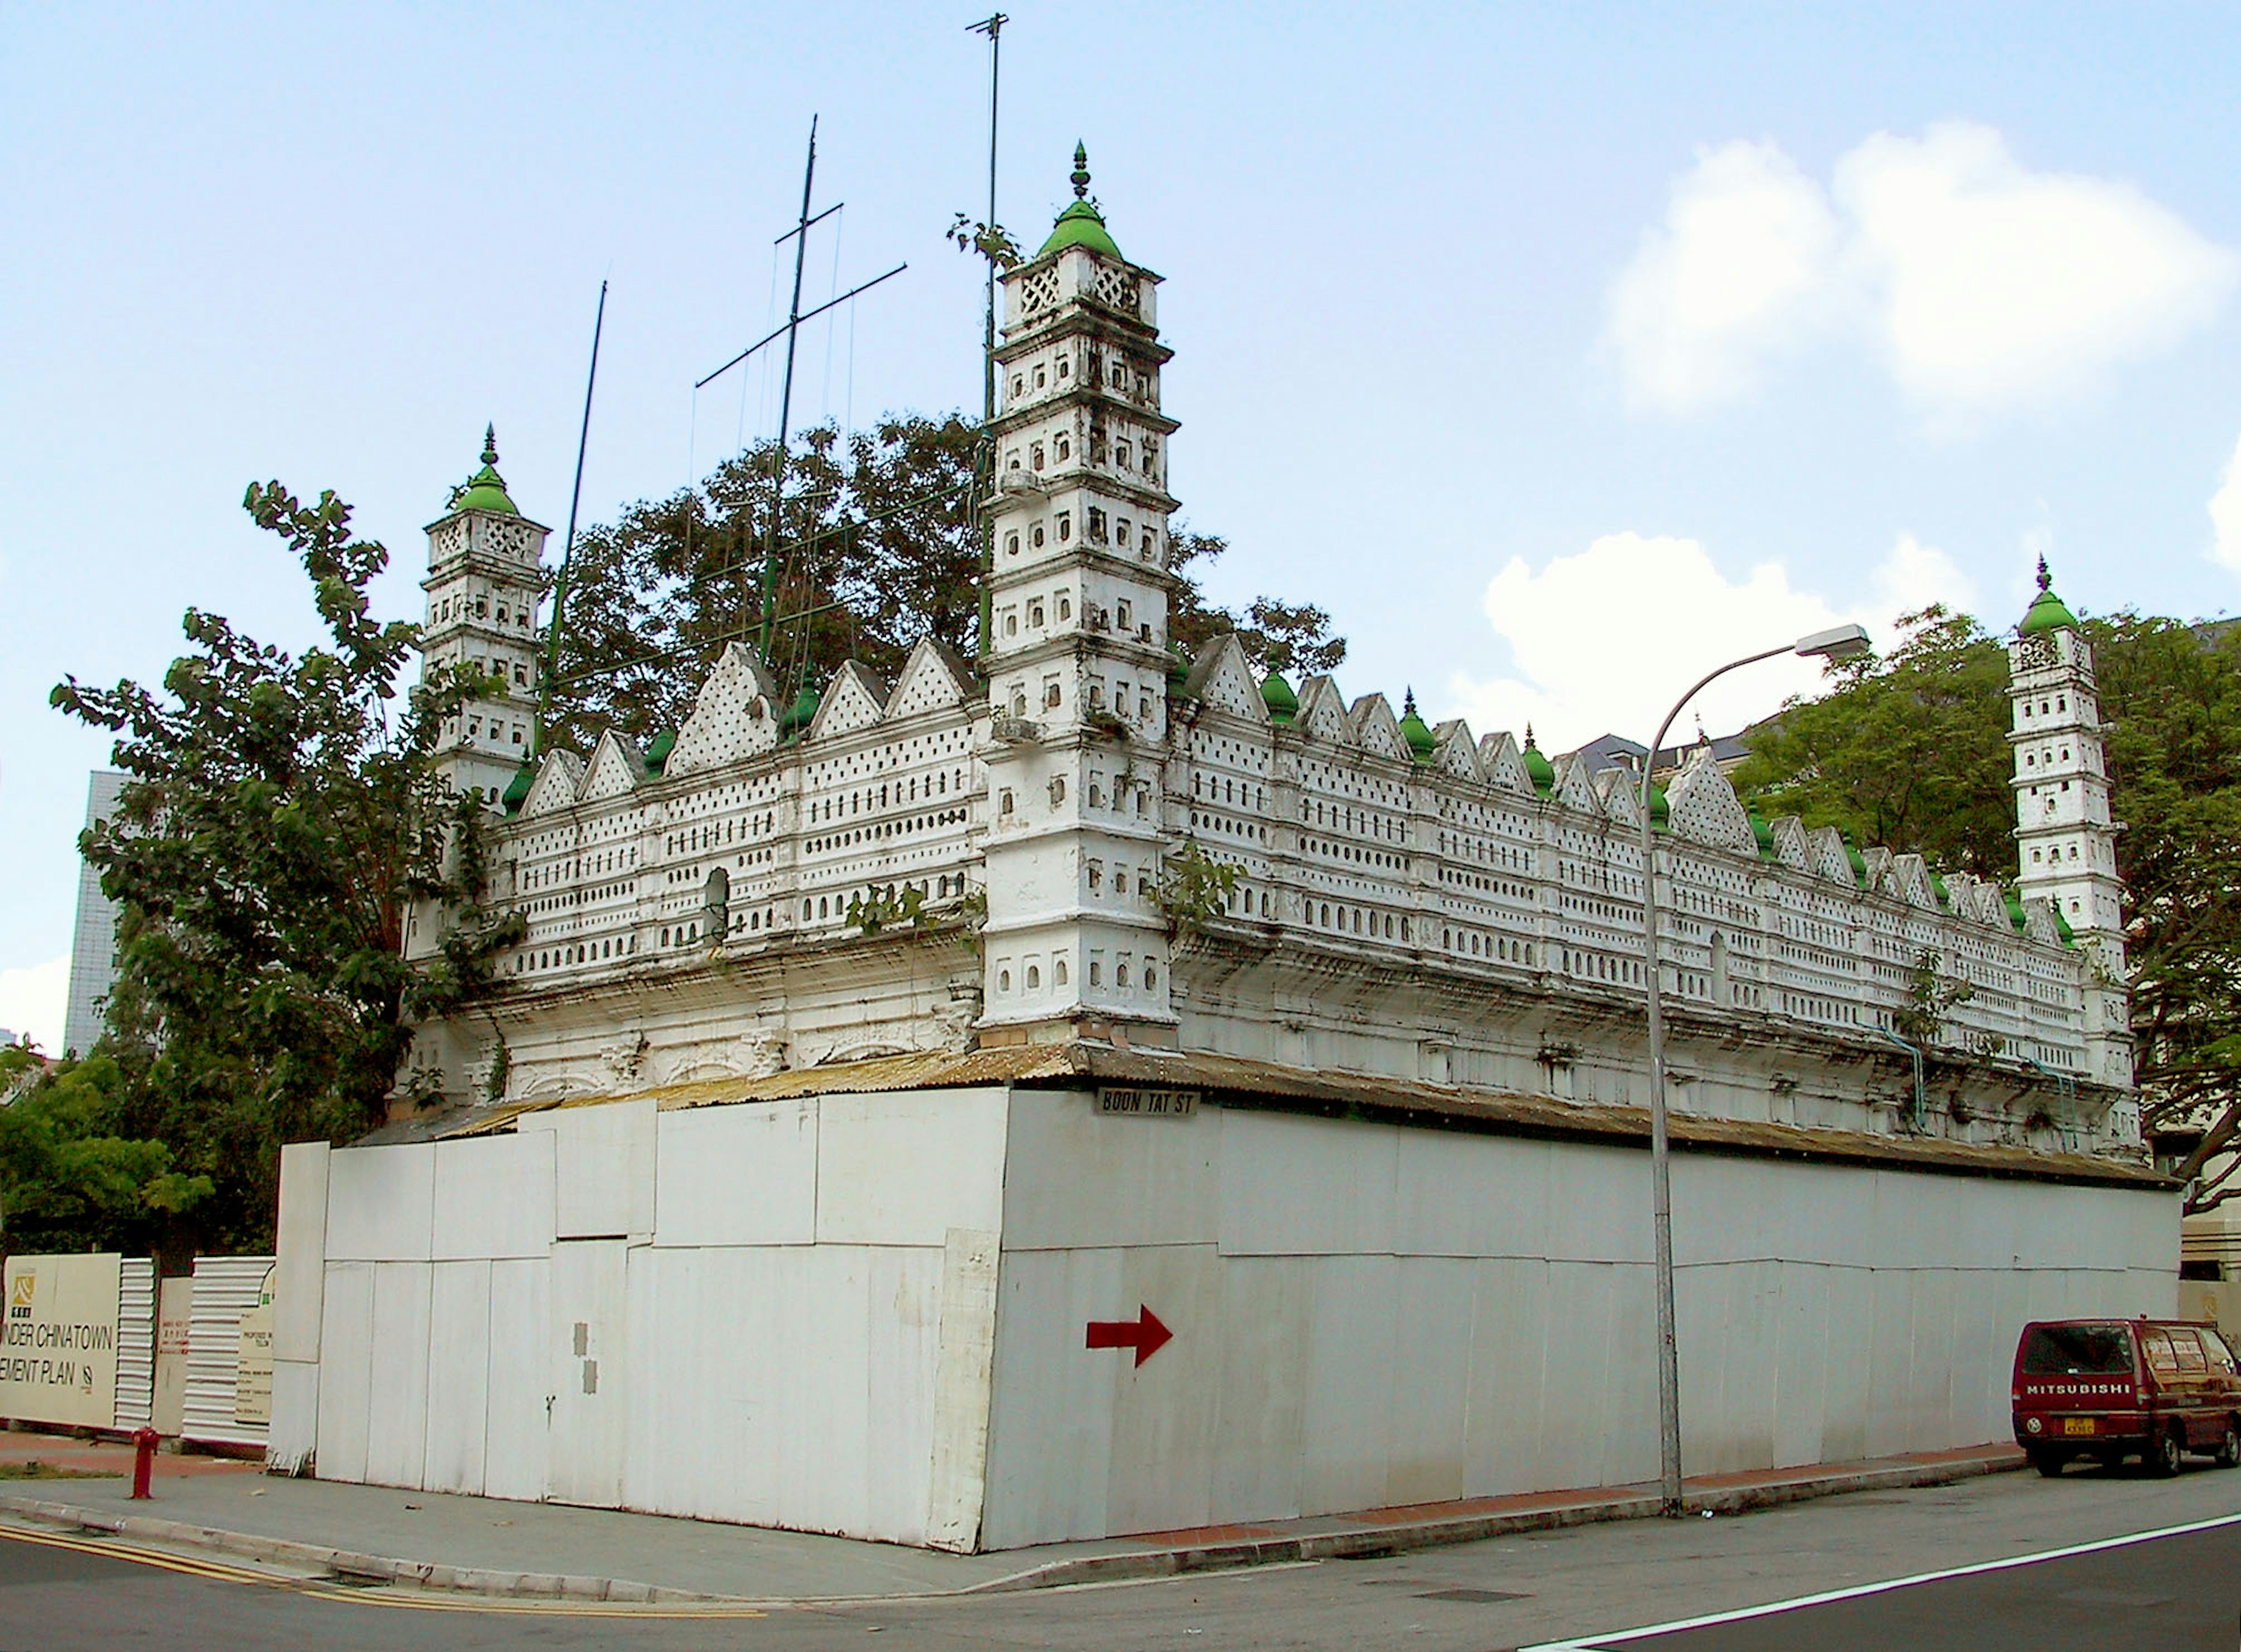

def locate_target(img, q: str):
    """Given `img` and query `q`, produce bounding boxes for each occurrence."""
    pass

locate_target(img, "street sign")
[1095,1087,1198,1117]
[1085,1304,1172,1367]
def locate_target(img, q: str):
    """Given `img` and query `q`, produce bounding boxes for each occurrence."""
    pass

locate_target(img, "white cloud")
[1604,140,1842,413]
[0,955,68,1057]
[2212,434,2241,574]
[1608,122,2236,419]
[1451,530,1963,753]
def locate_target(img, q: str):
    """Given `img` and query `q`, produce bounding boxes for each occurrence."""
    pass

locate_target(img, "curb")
[964,1448,2028,1594]
[0,1493,735,1605]
[0,1448,2024,1605]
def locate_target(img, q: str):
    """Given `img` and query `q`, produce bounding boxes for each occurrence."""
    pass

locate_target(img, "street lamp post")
[1638,623,1870,1516]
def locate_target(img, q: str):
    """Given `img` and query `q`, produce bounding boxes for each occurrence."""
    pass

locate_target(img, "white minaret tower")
[978,146,1181,1041]
[419,427,552,806]
[2007,558,2131,1088]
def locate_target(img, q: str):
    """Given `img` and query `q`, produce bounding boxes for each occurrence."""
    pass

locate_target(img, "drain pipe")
[1874,1025,1926,1133]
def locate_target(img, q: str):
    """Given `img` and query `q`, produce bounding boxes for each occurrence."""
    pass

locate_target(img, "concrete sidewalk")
[0,1436,2025,1605]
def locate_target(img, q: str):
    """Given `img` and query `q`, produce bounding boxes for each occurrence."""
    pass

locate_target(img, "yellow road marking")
[0,1521,770,1618]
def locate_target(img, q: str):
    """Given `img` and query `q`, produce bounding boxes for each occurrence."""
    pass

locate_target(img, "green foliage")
[947,214,1024,272]
[1735,604,2241,1210]
[1157,843,1242,939]
[0,1046,211,1258]
[845,883,929,935]
[546,418,1348,755]
[48,484,509,1251]
[1892,949,1975,1048]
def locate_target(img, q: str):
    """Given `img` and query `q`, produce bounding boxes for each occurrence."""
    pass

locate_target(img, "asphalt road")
[3,1461,2236,1651]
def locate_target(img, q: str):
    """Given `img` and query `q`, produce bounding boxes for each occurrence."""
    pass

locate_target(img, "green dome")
[1932,871,1952,909]
[450,425,519,516]
[1521,728,1555,794]
[1166,640,1192,692]
[1749,811,1776,858]
[2054,906,2076,945]
[2019,557,2078,636]
[1398,690,1436,762]
[644,729,676,773]
[1035,144,1124,261]
[2004,889,2029,931]
[780,683,821,739]
[1261,669,1298,724]
[500,761,535,814]
[1844,834,1868,885]
[1647,782,1670,829]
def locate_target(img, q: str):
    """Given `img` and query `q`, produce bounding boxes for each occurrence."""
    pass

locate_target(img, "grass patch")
[0,1460,120,1481]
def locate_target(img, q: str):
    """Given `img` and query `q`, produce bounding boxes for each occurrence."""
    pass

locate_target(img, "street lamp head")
[1794,623,1871,662]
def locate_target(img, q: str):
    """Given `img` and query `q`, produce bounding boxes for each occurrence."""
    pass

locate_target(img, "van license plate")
[2061,1417,2097,1436]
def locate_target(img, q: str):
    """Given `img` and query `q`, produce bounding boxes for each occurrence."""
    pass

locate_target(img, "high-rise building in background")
[62,769,126,1057]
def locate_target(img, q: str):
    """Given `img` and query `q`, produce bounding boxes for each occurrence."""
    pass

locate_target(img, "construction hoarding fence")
[0,1254,121,1429]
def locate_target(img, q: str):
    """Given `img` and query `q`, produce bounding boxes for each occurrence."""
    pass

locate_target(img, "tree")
[1733,605,2241,1210]
[544,415,1348,752]
[48,484,511,1251]
[0,1045,211,1262]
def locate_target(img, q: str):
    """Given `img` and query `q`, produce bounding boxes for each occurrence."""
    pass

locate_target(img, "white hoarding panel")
[266,1358,320,1475]
[324,1145,435,1262]
[1217,1112,1397,1258]
[423,1261,491,1495]
[1382,1257,1472,1506]
[362,1263,432,1488]
[1000,1090,1218,1252]
[273,1141,330,1362]
[1101,1242,1223,1538]
[981,1247,1122,1549]
[113,1258,155,1431]
[816,1089,1009,1246]
[432,1133,555,1260]
[1208,1256,1311,1521]
[925,1228,1000,1550]
[653,1100,817,1248]
[0,1254,121,1429]
[522,1100,655,1239]
[548,1239,627,1506]
[481,1257,549,1503]
[181,1256,277,1448]
[315,1261,374,1483]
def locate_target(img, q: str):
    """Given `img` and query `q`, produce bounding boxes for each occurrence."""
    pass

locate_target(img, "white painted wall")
[295,1088,1009,1547]
[978,1092,2176,1548]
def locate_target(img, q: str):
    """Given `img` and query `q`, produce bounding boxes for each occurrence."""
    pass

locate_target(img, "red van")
[2012,1318,2241,1477]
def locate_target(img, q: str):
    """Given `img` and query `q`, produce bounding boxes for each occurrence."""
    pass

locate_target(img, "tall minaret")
[978,146,1181,1039]
[420,428,552,806]
[2006,558,2131,1088]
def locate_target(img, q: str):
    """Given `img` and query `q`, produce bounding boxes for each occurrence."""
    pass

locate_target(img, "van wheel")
[2026,1447,2065,1478]
[2150,1426,2184,1478]
[2214,1419,2240,1470]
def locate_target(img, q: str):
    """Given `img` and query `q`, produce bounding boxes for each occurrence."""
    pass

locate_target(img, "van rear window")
[2021,1325,2134,1375]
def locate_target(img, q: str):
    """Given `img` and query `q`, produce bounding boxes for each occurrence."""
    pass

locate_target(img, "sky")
[6,2,2240,1050]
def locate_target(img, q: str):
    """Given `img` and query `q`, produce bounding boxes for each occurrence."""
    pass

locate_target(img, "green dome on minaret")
[1036,143,1124,261]
[2019,556,2078,636]
[1399,690,1436,763]
[450,425,519,516]
[1260,668,1298,724]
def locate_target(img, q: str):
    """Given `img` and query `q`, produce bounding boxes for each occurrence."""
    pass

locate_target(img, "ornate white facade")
[400,159,2137,1157]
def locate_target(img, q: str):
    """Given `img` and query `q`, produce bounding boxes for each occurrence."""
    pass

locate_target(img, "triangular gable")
[1769,816,1812,872]
[666,642,780,779]
[1479,732,1533,796]
[1806,825,1855,885]
[1888,853,1936,909]
[809,661,889,741]
[582,730,648,802]
[1551,753,1600,814]
[2021,895,2062,944]
[885,637,975,722]
[1349,693,1405,760]
[1183,634,1267,722]
[1943,870,1981,919]
[1972,883,2009,927]
[1433,719,1481,781]
[1594,767,1645,829]
[1859,845,1893,894]
[1665,749,1758,854]
[1296,675,1352,746]
[521,748,585,817]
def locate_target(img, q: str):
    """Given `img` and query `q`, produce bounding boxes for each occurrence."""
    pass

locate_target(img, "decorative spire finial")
[1524,722,1537,748]
[1404,688,1418,716]
[2036,554,2051,593]
[482,424,499,467]
[1070,141,1091,200]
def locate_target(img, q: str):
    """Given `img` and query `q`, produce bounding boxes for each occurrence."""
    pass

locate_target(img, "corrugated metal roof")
[411,1041,2168,1192]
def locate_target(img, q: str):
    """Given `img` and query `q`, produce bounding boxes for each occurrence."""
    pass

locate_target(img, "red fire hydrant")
[129,1427,159,1500]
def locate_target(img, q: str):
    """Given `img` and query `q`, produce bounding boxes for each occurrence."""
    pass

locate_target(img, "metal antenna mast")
[969,12,1007,659]
[696,118,905,664]
[537,278,608,756]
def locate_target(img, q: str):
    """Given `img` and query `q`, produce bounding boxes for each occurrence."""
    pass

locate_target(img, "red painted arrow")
[1085,1304,1173,1367]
